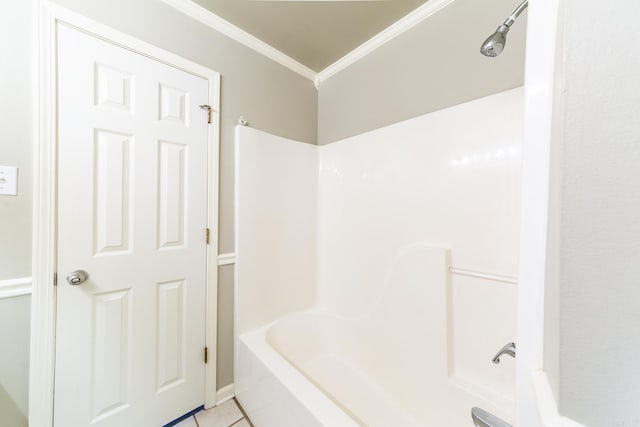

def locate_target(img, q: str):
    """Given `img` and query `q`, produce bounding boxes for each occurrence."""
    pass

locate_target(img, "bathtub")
[235,246,515,427]
[234,92,521,426]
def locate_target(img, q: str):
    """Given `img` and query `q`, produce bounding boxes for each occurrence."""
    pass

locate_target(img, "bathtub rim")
[236,321,361,427]
[237,309,516,426]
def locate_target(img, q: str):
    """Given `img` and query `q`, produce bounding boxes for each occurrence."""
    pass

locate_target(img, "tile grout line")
[193,415,200,427]
[233,399,255,427]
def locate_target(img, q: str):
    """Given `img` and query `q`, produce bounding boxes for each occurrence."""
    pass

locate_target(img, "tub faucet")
[492,342,516,364]
[472,407,512,427]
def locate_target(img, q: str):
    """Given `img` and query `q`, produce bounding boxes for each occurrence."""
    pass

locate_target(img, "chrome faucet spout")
[492,342,516,364]
[472,407,513,427]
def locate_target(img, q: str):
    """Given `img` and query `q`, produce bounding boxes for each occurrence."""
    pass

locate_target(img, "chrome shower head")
[480,0,528,58]
[480,25,510,57]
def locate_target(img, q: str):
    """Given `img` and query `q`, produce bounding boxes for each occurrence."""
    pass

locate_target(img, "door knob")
[66,270,89,286]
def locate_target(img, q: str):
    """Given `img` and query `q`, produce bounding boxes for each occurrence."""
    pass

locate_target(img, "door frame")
[30,3,221,426]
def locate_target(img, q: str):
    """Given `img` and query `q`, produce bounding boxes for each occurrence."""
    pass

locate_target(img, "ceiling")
[192,0,429,71]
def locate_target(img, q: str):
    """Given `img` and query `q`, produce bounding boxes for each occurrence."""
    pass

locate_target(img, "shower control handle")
[66,270,89,286]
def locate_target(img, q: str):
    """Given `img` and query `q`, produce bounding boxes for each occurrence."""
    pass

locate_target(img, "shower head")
[480,0,528,58]
[480,25,509,57]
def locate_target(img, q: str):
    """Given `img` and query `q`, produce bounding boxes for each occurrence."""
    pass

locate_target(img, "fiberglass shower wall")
[236,88,523,421]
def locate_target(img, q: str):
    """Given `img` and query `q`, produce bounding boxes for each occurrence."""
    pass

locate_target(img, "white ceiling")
[192,0,429,71]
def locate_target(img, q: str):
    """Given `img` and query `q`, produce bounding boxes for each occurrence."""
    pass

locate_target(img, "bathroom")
[1,0,639,426]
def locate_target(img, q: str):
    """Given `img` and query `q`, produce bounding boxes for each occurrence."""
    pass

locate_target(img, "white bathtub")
[235,246,515,427]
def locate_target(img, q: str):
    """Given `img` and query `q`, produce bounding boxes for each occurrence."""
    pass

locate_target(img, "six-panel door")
[55,24,209,427]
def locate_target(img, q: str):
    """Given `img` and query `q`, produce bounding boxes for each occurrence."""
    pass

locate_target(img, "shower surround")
[234,88,523,426]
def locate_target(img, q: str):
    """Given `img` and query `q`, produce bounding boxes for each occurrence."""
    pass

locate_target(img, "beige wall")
[0,295,31,423]
[0,0,33,422]
[317,0,526,145]
[216,264,235,388]
[0,0,33,279]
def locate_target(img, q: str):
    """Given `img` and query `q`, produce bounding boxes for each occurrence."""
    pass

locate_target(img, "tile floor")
[175,399,252,427]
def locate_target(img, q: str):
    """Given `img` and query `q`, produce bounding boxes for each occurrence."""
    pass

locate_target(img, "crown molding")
[160,0,317,82]
[161,0,456,89]
[316,0,455,86]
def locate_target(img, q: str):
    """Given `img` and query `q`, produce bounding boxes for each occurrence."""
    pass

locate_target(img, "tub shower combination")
[234,88,523,426]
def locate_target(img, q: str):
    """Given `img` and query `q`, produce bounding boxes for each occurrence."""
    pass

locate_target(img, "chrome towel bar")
[448,266,517,285]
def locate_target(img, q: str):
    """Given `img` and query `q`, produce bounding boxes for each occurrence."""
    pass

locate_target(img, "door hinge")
[206,228,210,244]
[199,104,213,124]
[54,272,58,287]
[204,346,208,364]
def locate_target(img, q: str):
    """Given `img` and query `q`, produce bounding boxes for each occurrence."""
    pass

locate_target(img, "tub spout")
[492,342,516,364]
[471,407,512,427]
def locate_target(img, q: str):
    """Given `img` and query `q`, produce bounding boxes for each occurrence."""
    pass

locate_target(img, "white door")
[55,24,210,427]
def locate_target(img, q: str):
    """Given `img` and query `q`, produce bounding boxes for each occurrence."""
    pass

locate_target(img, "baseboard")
[216,383,235,405]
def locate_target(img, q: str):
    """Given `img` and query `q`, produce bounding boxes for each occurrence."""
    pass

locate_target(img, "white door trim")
[30,3,221,426]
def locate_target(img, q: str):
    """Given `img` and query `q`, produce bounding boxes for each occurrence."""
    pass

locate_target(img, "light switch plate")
[0,166,18,195]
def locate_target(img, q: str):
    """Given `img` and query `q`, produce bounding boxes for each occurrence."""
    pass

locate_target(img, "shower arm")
[502,0,528,28]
